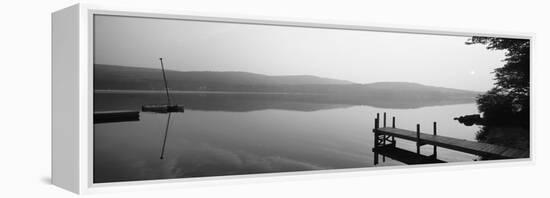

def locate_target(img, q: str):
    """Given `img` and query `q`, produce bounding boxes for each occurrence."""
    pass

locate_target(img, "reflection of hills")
[94,91,475,112]
[94,91,351,112]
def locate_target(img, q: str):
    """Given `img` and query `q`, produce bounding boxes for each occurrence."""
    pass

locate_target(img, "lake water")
[94,92,480,183]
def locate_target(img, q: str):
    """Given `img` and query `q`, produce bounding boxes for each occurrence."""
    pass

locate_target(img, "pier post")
[433,122,437,159]
[382,113,387,145]
[374,151,379,165]
[391,117,396,146]
[373,117,379,165]
[374,118,379,147]
[376,113,380,126]
[383,112,387,128]
[416,124,421,155]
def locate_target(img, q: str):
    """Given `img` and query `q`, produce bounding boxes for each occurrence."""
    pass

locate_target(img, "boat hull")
[142,104,185,113]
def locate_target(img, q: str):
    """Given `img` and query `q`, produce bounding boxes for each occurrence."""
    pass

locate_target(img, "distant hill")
[94,64,480,109]
[362,82,481,97]
[94,64,352,91]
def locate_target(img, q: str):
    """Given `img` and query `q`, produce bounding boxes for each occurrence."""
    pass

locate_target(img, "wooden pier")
[94,110,140,124]
[372,112,528,165]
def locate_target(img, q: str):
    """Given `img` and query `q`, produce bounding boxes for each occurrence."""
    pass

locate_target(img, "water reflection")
[372,146,446,165]
[94,91,474,112]
[93,92,480,183]
[160,113,172,160]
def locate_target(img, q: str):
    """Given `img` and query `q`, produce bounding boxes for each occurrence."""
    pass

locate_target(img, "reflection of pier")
[373,145,445,165]
[372,113,529,165]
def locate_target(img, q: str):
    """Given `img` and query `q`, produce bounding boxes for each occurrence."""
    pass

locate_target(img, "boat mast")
[159,58,171,105]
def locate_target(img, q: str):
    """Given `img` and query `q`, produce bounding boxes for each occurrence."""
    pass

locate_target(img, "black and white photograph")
[92,14,530,183]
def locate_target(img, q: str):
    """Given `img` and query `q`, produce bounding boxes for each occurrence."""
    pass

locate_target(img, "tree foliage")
[466,37,530,127]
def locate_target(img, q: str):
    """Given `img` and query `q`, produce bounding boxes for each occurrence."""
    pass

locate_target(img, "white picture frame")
[52,3,534,194]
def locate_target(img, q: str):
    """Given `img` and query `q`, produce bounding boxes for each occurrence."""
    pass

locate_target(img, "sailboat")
[142,58,185,113]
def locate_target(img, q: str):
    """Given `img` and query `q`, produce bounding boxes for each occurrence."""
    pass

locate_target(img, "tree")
[466,37,530,128]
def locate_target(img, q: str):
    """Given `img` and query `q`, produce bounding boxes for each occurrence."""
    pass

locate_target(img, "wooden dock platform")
[374,127,528,159]
[371,112,528,164]
[94,110,140,124]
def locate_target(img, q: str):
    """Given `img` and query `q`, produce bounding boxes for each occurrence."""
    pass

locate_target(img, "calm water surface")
[94,92,480,183]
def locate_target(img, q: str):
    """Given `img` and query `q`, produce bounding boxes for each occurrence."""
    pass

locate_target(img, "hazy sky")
[94,15,507,91]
